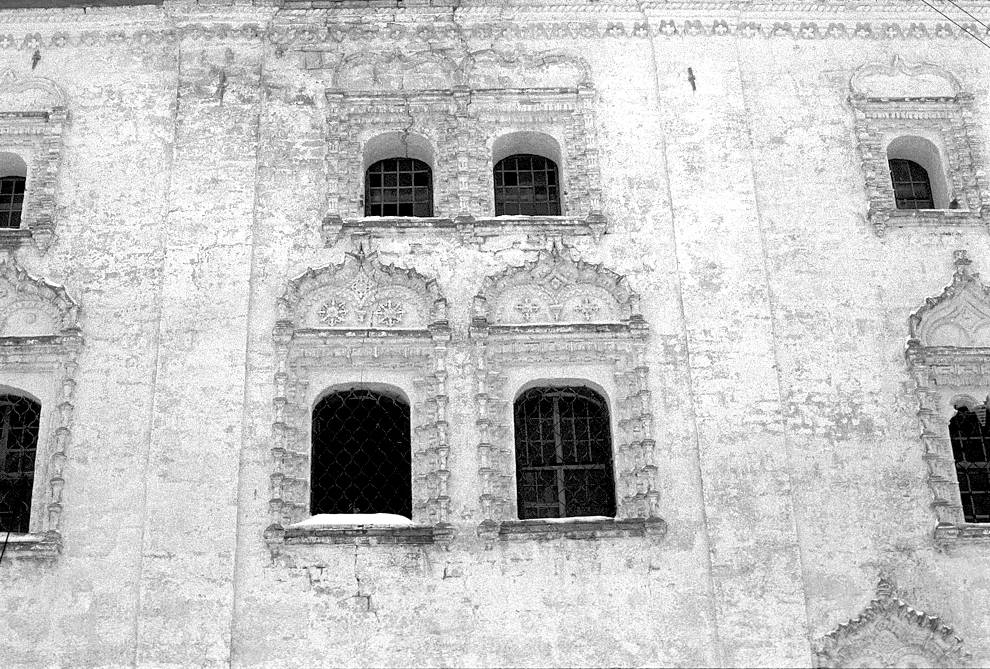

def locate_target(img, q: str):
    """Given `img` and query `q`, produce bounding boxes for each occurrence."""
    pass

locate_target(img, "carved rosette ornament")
[0,257,81,559]
[470,246,659,530]
[0,69,68,252]
[266,248,451,554]
[815,578,968,668]
[906,250,990,545]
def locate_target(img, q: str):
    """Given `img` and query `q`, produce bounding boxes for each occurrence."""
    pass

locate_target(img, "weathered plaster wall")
[0,2,987,667]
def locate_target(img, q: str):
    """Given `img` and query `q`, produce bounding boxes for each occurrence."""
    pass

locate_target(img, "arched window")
[310,388,412,518]
[889,158,934,210]
[0,394,41,533]
[364,158,433,218]
[494,154,561,216]
[949,401,990,523]
[513,386,615,519]
[0,152,27,229]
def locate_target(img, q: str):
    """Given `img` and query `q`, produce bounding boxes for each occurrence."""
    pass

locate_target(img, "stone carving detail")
[325,49,601,223]
[267,249,451,553]
[471,247,658,525]
[0,68,67,252]
[848,58,989,235]
[0,258,82,559]
[906,250,990,542]
[815,578,968,668]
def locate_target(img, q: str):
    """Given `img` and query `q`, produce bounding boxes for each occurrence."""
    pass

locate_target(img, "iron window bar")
[0,176,25,229]
[0,395,41,533]
[889,158,935,210]
[949,405,990,523]
[494,154,562,217]
[365,158,434,218]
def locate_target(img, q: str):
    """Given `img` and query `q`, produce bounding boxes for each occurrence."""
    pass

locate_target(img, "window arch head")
[948,396,990,523]
[0,152,26,229]
[0,393,41,533]
[493,132,562,217]
[886,135,948,210]
[310,386,412,518]
[513,384,615,519]
[363,132,434,218]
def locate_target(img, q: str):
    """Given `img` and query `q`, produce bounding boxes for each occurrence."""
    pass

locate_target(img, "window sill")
[934,522,990,548]
[477,516,667,545]
[868,207,990,235]
[322,212,607,245]
[0,532,61,562]
[265,522,455,556]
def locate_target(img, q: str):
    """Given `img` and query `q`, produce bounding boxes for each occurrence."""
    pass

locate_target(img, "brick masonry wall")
[0,2,988,667]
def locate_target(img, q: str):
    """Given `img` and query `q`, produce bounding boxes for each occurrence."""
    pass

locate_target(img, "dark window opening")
[513,386,615,519]
[310,388,412,518]
[364,158,433,218]
[889,158,935,210]
[0,395,41,533]
[0,176,25,229]
[494,154,561,216]
[949,404,990,523]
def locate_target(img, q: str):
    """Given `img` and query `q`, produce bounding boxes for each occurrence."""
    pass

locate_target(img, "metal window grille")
[889,158,935,210]
[513,386,616,519]
[0,176,25,229]
[0,395,41,533]
[949,406,990,523]
[364,158,433,218]
[310,388,412,518]
[494,154,561,216]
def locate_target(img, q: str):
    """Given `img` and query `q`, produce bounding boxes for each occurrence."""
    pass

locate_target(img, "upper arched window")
[310,387,412,518]
[364,158,434,218]
[0,152,27,229]
[889,158,934,210]
[494,154,561,216]
[513,385,615,519]
[0,394,41,533]
[885,135,949,210]
[948,400,990,523]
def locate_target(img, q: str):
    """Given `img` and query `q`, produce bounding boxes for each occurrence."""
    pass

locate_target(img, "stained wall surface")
[0,1,988,667]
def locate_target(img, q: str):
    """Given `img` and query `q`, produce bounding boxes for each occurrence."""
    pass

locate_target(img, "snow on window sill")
[477,516,667,545]
[0,531,61,562]
[934,522,990,548]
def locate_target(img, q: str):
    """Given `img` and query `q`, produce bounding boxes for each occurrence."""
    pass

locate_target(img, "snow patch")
[522,516,614,524]
[1,533,45,543]
[289,513,415,528]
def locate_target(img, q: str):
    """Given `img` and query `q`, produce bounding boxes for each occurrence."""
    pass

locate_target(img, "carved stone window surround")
[0,70,68,253]
[266,251,453,558]
[0,259,81,561]
[849,58,989,236]
[815,577,969,667]
[906,250,990,548]
[470,249,661,544]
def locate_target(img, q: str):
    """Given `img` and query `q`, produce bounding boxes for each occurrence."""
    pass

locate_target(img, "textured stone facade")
[0,0,989,666]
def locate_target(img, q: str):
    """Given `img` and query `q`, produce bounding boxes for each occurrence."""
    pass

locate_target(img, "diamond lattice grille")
[310,388,412,518]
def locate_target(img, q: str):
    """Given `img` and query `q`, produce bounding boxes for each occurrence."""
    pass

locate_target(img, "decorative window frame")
[815,577,968,668]
[469,246,665,545]
[0,258,81,561]
[265,248,453,558]
[849,57,990,236]
[0,69,68,252]
[321,49,606,244]
[906,250,990,547]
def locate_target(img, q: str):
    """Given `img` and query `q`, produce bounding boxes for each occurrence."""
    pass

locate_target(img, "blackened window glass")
[494,154,561,216]
[889,158,935,210]
[949,405,990,523]
[0,395,41,533]
[310,388,412,518]
[513,386,615,519]
[365,158,433,218]
[0,176,25,229]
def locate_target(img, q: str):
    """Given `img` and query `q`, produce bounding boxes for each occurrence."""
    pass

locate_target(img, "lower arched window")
[365,158,433,218]
[0,394,41,533]
[889,158,935,210]
[310,388,412,518]
[494,154,561,216]
[0,175,25,229]
[513,386,615,519]
[949,402,990,523]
